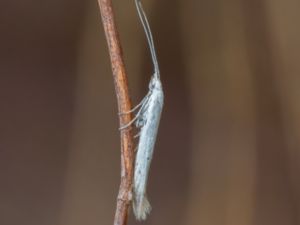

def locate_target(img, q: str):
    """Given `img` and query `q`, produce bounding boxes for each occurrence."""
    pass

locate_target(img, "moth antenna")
[135,0,160,78]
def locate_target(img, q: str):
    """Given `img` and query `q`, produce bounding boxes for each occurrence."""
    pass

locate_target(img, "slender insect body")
[120,0,164,220]
[133,76,163,220]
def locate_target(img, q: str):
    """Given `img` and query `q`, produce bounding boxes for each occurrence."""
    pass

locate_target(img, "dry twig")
[97,0,135,225]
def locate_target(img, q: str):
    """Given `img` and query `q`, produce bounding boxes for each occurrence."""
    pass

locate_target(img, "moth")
[120,0,164,221]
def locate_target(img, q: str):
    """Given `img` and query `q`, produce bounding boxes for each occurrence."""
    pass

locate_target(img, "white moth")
[120,0,163,221]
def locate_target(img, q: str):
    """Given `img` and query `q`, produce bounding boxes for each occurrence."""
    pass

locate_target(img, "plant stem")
[97,0,134,225]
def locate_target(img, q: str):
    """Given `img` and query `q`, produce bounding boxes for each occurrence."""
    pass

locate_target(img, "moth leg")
[135,116,146,128]
[119,101,148,130]
[119,93,150,115]
[119,93,151,130]
[119,114,140,130]
[134,132,141,138]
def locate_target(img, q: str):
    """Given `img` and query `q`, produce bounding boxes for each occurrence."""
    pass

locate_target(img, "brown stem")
[96,0,135,225]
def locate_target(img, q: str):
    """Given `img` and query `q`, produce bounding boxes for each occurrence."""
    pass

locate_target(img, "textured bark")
[97,0,134,225]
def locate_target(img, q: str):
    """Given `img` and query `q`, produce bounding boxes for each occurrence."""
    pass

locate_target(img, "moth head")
[149,74,161,90]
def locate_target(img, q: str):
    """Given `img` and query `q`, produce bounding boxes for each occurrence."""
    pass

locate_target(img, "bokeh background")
[1,0,300,224]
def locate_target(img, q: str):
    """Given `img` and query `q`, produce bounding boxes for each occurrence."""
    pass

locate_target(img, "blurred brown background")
[1,0,300,224]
